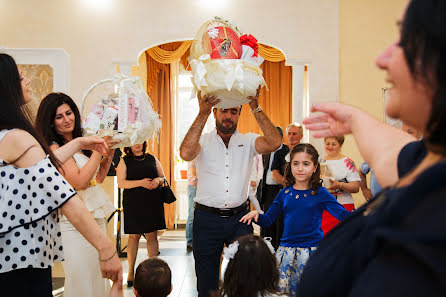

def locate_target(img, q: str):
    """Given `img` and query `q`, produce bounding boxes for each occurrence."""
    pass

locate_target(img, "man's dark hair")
[276,126,283,137]
[134,258,171,297]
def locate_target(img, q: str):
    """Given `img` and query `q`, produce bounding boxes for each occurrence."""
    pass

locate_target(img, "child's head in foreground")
[134,258,172,297]
[219,234,279,297]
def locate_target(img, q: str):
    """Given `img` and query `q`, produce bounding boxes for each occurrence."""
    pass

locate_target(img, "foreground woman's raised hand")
[303,102,414,187]
[302,103,358,138]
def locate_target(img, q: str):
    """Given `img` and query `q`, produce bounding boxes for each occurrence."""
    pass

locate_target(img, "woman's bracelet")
[339,182,343,190]
[102,155,113,162]
[99,250,117,262]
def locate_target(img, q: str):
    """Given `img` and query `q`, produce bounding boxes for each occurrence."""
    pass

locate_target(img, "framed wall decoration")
[1,48,70,122]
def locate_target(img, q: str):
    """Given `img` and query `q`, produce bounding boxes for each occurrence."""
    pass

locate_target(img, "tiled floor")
[53,225,261,296]
[121,229,198,297]
[52,229,198,297]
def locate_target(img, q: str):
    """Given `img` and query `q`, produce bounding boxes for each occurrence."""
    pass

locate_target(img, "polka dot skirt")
[0,153,76,273]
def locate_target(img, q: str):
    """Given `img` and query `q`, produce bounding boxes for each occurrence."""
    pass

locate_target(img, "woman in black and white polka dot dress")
[0,53,122,297]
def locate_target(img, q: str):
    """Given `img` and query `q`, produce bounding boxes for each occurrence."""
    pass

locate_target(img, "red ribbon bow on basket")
[240,34,259,57]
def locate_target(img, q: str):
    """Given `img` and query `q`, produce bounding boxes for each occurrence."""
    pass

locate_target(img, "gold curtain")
[145,41,191,229]
[146,41,192,64]
[146,41,191,95]
[258,44,286,62]
[145,43,187,229]
[237,59,292,136]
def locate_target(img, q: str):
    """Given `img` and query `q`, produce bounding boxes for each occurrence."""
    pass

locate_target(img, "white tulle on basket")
[189,17,267,109]
[81,73,161,149]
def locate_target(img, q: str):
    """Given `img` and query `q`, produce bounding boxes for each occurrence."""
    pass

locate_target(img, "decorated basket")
[189,17,267,108]
[80,73,161,149]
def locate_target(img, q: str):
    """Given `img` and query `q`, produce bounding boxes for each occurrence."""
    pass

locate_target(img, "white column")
[285,59,311,142]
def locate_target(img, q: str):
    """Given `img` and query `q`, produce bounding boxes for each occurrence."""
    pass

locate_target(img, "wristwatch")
[251,105,262,114]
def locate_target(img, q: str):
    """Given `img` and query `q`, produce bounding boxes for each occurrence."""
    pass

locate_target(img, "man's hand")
[247,87,261,110]
[198,91,220,116]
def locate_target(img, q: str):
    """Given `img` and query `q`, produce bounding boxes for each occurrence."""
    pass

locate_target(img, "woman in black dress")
[116,141,166,287]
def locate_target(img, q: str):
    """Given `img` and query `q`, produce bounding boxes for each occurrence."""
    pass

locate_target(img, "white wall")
[0,0,339,112]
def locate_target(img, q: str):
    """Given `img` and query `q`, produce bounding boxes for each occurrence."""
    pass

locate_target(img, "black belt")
[265,184,282,188]
[195,201,249,218]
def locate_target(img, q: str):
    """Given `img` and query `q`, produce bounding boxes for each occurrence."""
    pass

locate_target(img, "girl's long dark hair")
[219,234,280,297]
[400,0,446,153]
[284,143,322,195]
[0,53,59,166]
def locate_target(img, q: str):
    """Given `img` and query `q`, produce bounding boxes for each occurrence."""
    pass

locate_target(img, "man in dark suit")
[257,126,289,249]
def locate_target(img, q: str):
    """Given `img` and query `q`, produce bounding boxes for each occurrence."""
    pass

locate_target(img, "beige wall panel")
[0,0,339,113]
[339,0,407,206]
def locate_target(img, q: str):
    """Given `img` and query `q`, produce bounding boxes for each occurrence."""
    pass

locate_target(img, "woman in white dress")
[35,92,118,297]
[320,136,360,234]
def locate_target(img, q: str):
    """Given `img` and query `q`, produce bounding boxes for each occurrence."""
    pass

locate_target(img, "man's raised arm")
[248,91,281,154]
[180,91,220,161]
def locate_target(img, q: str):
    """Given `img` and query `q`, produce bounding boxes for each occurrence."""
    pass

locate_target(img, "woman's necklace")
[134,154,146,161]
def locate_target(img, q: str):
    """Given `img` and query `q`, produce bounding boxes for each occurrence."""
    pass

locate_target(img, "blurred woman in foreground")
[298,1,446,296]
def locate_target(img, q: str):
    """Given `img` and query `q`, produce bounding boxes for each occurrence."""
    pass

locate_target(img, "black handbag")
[160,178,176,204]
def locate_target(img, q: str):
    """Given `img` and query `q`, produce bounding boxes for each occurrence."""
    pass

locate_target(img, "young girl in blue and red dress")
[240,143,351,297]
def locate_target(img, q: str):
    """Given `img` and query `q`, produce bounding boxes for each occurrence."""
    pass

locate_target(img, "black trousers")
[193,208,253,297]
[0,267,52,297]
[260,184,284,249]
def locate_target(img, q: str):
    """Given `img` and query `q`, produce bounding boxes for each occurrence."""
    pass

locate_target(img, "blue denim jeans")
[186,185,196,246]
